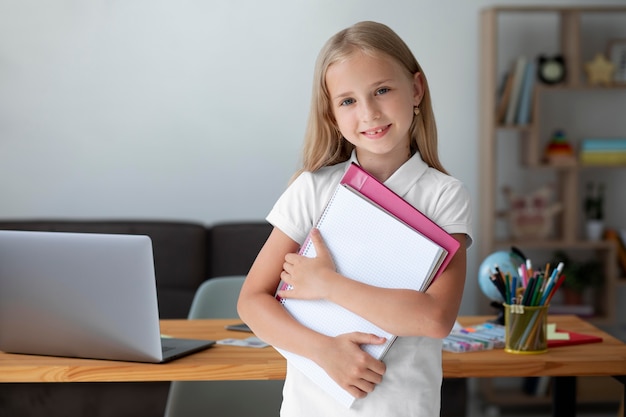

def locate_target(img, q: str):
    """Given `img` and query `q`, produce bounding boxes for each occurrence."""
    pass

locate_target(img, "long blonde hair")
[294,21,447,179]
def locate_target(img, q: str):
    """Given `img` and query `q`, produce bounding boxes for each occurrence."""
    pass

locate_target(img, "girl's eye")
[376,87,390,95]
[340,98,355,106]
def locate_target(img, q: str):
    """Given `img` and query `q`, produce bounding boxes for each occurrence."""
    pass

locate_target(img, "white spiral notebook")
[275,182,447,407]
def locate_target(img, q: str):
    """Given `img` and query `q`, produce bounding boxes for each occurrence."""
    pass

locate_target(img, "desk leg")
[612,376,625,417]
[552,376,576,417]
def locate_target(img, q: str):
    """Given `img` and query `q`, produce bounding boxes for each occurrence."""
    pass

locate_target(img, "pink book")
[341,162,459,280]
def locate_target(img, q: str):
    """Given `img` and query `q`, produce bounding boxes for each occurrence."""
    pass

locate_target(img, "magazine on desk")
[275,163,458,407]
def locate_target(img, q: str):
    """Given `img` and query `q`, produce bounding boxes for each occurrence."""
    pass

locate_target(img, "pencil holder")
[504,303,549,354]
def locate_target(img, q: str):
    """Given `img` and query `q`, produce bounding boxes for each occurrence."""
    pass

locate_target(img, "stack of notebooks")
[443,322,603,353]
[579,138,626,166]
[275,162,460,407]
[443,322,506,353]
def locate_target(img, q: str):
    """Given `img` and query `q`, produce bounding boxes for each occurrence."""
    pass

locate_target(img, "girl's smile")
[361,124,391,138]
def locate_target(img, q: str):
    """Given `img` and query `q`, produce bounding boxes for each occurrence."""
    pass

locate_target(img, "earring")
[414,106,421,116]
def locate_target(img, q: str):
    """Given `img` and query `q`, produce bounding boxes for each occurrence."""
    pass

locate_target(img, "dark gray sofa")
[0,219,466,417]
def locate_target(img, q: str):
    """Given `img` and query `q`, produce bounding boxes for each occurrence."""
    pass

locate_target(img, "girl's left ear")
[412,72,425,106]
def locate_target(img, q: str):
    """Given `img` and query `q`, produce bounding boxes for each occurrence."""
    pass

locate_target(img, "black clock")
[537,55,566,85]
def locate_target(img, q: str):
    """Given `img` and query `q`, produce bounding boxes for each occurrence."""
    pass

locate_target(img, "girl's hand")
[316,332,387,398]
[278,228,336,300]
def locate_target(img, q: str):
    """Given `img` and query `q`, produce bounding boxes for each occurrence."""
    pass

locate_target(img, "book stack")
[275,162,459,407]
[443,322,505,353]
[495,56,536,126]
[579,138,626,166]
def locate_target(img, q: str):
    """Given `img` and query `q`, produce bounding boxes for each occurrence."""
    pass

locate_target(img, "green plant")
[552,250,603,294]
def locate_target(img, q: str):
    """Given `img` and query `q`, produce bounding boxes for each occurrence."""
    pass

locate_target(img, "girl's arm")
[277,229,467,339]
[237,227,387,399]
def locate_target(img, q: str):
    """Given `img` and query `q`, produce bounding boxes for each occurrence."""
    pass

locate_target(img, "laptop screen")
[0,230,165,362]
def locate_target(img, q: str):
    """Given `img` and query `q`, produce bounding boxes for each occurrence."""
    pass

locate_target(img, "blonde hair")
[294,21,447,180]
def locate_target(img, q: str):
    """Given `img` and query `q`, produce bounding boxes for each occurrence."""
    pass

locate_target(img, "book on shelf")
[275,163,456,407]
[495,70,515,124]
[504,56,527,126]
[515,60,536,125]
[579,151,626,166]
[580,137,626,151]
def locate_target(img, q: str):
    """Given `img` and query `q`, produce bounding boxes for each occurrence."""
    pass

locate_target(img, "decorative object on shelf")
[607,39,626,84]
[502,185,562,240]
[537,54,566,85]
[584,53,615,86]
[583,181,605,240]
[543,129,575,165]
[551,250,603,306]
[579,137,626,166]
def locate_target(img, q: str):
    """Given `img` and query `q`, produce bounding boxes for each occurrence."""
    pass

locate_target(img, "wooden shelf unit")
[479,5,626,324]
[479,5,626,409]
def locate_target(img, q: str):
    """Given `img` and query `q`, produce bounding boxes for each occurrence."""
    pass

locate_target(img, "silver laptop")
[0,230,215,363]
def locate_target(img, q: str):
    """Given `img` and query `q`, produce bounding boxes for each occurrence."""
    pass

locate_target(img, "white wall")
[1,0,623,315]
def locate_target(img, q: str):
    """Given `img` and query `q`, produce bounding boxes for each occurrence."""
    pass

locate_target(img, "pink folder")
[341,162,460,280]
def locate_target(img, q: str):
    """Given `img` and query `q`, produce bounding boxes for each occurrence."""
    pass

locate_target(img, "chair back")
[187,276,245,319]
[164,275,283,417]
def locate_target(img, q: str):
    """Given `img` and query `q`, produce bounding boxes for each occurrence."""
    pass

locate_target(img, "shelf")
[479,383,550,407]
[491,240,615,250]
[491,158,626,170]
[479,5,626,409]
[579,163,626,169]
[495,124,533,132]
[488,6,626,13]
[480,377,623,407]
[536,84,626,92]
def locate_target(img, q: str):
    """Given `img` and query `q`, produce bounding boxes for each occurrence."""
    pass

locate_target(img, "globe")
[478,249,524,303]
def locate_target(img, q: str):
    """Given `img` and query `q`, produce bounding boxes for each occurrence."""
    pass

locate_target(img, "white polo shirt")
[267,151,473,417]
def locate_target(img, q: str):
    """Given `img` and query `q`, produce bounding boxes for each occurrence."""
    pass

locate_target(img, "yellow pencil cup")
[504,303,549,354]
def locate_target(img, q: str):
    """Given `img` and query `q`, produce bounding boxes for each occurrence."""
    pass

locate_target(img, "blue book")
[505,56,527,125]
[516,61,536,125]
[581,138,626,151]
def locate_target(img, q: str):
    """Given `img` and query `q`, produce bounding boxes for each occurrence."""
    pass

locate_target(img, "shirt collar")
[349,150,429,197]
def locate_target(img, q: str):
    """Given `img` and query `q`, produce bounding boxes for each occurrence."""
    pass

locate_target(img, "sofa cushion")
[207,222,272,278]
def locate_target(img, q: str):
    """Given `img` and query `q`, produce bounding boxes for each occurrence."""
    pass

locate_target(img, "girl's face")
[326,50,423,170]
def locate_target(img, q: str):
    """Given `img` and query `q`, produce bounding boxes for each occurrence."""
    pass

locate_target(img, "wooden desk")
[448,316,626,378]
[0,319,285,383]
[455,316,626,417]
[1,316,624,416]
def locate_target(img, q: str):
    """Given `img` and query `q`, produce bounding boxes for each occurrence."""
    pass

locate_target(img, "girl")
[238,20,472,416]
